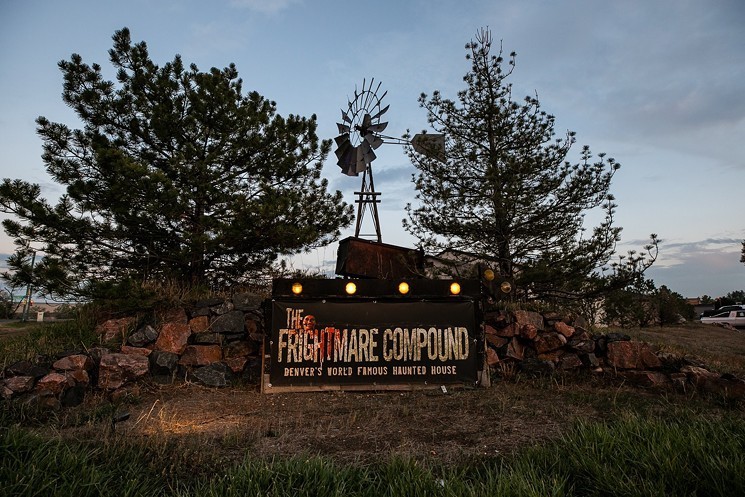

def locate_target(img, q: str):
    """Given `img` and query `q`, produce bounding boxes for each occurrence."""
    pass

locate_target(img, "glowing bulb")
[398,282,410,295]
[345,282,357,295]
[500,281,512,294]
[291,282,303,295]
[483,268,495,281]
[450,282,461,295]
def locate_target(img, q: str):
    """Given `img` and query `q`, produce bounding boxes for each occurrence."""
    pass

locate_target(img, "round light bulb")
[345,282,357,295]
[398,282,410,295]
[500,281,512,294]
[450,282,461,295]
[483,268,495,281]
[291,282,303,295]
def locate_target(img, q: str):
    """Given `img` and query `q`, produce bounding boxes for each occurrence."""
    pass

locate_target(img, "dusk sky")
[1,0,743,298]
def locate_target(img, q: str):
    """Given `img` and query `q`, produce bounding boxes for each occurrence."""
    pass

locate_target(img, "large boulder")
[190,362,233,388]
[53,354,94,371]
[606,341,662,370]
[211,311,246,334]
[154,322,191,354]
[149,350,180,377]
[98,353,149,390]
[513,310,544,331]
[179,345,223,367]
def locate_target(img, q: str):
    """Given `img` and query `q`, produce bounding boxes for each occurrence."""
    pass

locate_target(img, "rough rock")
[192,332,223,345]
[190,362,233,387]
[606,341,662,369]
[95,317,136,345]
[224,340,257,359]
[61,384,86,407]
[534,332,567,354]
[154,322,191,354]
[486,347,500,366]
[225,357,249,374]
[53,354,94,371]
[149,350,180,376]
[485,332,509,349]
[244,316,259,335]
[558,353,583,370]
[2,384,13,400]
[36,372,70,395]
[211,301,235,315]
[67,369,90,387]
[87,347,111,364]
[506,338,525,361]
[189,316,210,333]
[127,325,159,347]
[179,345,223,367]
[554,321,575,339]
[493,322,518,338]
[512,310,544,331]
[3,376,36,395]
[98,353,149,390]
[121,345,152,356]
[211,311,246,334]
[6,360,50,379]
[517,358,555,377]
[518,323,538,340]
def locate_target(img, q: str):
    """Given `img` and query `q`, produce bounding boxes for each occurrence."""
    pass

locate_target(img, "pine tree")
[0,28,353,298]
[404,28,656,300]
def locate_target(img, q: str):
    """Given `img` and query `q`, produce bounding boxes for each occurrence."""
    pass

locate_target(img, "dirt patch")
[52,375,674,466]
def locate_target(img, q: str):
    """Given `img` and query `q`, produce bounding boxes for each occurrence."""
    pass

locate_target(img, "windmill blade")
[367,121,388,134]
[341,109,351,123]
[370,103,389,120]
[334,133,350,147]
[362,113,372,130]
[355,157,369,174]
[341,160,358,176]
[335,140,352,160]
[337,123,350,134]
[354,147,366,174]
[365,133,384,149]
[362,146,377,165]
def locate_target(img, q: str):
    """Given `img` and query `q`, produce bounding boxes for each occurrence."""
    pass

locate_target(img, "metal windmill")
[334,78,444,243]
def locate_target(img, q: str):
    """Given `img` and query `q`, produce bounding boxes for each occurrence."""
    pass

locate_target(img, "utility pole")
[20,249,37,322]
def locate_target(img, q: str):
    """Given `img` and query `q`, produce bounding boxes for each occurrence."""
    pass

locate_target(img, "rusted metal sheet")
[335,236,424,279]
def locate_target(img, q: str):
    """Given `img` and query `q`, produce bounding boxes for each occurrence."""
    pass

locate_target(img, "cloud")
[635,237,745,297]
[229,0,301,15]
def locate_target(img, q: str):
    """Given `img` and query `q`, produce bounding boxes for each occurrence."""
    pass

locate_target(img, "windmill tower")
[334,78,389,242]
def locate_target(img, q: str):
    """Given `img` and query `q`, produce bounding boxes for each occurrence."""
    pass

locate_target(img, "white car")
[700,310,745,328]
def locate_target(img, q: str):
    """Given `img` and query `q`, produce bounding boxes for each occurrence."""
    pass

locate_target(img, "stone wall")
[484,309,745,399]
[2,303,744,409]
[1,294,266,408]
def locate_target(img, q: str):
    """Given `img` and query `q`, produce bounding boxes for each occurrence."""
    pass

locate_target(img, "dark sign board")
[266,299,480,391]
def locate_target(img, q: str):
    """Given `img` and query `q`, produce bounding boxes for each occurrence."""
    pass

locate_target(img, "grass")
[619,322,745,376]
[2,318,745,495]
[0,319,98,371]
[2,410,743,496]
